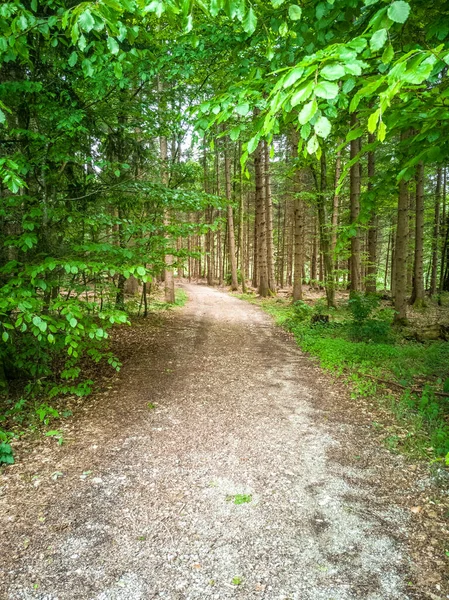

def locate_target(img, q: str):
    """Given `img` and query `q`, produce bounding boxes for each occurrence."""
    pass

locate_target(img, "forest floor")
[1,284,448,600]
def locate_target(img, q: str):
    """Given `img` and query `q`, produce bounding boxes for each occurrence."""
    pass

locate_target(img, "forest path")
[2,284,418,599]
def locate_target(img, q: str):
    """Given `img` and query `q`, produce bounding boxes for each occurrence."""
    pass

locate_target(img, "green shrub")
[291,300,313,322]
[348,292,381,322]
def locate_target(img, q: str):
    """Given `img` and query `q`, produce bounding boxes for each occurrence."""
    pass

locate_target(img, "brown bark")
[264,141,276,294]
[159,79,175,304]
[292,169,304,301]
[430,167,442,296]
[255,142,268,296]
[317,151,335,307]
[394,153,410,324]
[224,137,238,291]
[330,146,341,261]
[411,161,425,306]
[349,114,362,292]
[366,136,378,293]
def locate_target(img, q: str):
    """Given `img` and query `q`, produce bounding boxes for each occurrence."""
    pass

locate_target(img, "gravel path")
[1,284,418,599]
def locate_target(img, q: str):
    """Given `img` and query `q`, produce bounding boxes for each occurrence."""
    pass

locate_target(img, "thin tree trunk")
[224,137,238,290]
[384,230,391,292]
[331,146,341,269]
[350,114,362,292]
[255,141,268,296]
[366,136,378,293]
[311,212,317,285]
[280,196,287,288]
[430,166,442,296]
[292,167,304,301]
[238,143,246,293]
[159,79,175,303]
[411,161,425,306]
[317,151,335,307]
[394,152,410,324]
[264,141,276,294]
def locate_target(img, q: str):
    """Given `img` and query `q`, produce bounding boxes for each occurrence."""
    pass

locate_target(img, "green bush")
[291,300,313,321]
[348,292,381,322]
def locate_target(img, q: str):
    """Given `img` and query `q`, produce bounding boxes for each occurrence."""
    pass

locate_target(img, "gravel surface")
[0,284,424,599]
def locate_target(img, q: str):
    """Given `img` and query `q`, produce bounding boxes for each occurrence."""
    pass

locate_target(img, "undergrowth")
[237,292,449,461]
[0,287,187,465]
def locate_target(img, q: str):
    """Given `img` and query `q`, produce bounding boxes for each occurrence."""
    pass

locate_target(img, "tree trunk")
[331,146,341,268]
[317,151,336,307]
[159,79,175,303]
[394,172,409,324]
[411,161,425,306]
[366,136,378,293]
[430,166,442,296]
[349,114,362,292]
[224,138,238,290]
[292,169,304,301]
[255,142,268,296]
[264,141,276,294]
[237,143,246,293]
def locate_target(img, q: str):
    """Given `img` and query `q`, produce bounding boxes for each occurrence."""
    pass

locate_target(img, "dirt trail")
[0,284,431,599]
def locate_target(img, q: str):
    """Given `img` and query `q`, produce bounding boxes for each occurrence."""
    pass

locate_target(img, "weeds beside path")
[236,292,449,461]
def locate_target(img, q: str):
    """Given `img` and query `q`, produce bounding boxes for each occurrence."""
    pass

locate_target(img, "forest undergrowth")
[237,290,449,462]
[0,288,187,466]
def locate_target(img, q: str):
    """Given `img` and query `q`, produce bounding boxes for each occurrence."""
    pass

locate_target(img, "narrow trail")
[1,285,422,599]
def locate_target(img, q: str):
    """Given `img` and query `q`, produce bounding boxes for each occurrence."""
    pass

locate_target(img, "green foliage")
[245,295,449,459]
[0,442,14,465]
[231,494,252,505]
[348,293,381,323]
[291,300,313,322]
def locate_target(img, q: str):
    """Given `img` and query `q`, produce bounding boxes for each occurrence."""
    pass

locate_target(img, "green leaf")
[114,62,123,79]
[290,81,313,106]
[370,28,388,51]
[307,134,319,154]
[136,266,146,277]
[69,318,77,328]
[68,51,78,67]
[2,331,9,342]
[107,37,120,55]
[283,67,304,88]
[271,0,285,6]
[368,109,380,133]
[78,10,95,33]
[314,116,331,138]
[314,80,339,99]
[247,135,260,154]
[298,99,317,125]
[342,77,356,94]
[242,7,257,35]
[300,122,311,140]
[321,63,345,81]
[235,103,250,116]
[230,126,240,141]
[387,1,410,23]
[377,120,387,141]
[288,5,302,20]
[382,43,394,64]
[279,21,289,36]
[82,59,94,78]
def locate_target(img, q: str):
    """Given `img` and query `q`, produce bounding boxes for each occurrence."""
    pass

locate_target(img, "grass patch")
[236,293,449,461]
